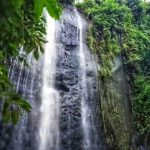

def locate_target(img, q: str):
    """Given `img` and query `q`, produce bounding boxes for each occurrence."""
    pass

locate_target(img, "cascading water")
[39,11,60,150]
[75,2,102,149]
[75,9,91,150]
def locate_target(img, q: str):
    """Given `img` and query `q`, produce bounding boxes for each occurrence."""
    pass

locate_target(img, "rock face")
[0,5,107,150]
[99,57,133,149]
[55,6,107,150]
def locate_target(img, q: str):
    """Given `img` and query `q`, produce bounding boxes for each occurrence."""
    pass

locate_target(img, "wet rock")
[55,81,70,92]
[59,23,78,46]
[86,70,95,77]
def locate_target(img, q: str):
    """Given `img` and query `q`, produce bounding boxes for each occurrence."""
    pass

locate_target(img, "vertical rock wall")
[55,5,107,150]
[99,58,133,150]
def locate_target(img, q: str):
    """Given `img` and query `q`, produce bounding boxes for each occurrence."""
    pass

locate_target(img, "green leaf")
[9,93,32,112]
[11,109,20,124]
[45,0,62,19]
[19,100,32,112]
[0,64,8,76]
[2,101,11,123]
[12,0,23,10]
[39,45,45,53]
[34,0,45,19]
[34,50,39,60]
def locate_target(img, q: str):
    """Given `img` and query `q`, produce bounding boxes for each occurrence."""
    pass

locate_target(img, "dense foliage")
[77,0,150,147]
[0,0,61,124]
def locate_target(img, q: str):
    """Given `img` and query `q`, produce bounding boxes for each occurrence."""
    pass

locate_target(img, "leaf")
[39,45,45,53]
[2,101,11,123]
[12,0,24,10]
[11,109,20,124]
[34,0,45,19]
[0,51,3,59]
[19,100,32,112]
[33,50,39,60]
[45,0,62,19]
[0,64,8,76]
[9,93,32,112]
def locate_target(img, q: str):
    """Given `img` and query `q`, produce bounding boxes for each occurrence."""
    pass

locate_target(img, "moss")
[101,78,132,150]
[77,0,150,148]
[77,0,133,77]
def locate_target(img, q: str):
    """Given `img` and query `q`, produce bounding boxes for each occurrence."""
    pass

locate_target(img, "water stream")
[75,8,91,150]
[39,12,60,150]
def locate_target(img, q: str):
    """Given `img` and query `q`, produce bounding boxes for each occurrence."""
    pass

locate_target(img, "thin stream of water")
[39,11,60,150]
[75,3,92,149]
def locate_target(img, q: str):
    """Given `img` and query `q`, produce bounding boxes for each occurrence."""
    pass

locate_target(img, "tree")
[0,0,62,124]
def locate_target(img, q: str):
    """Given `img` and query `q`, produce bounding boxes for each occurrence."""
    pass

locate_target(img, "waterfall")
[16,47,24,92]
[0,5,107,150]
[75,6,92,150]
[39,12,60,150]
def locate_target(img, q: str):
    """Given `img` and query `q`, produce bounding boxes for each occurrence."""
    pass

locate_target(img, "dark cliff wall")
[99,57,133,150]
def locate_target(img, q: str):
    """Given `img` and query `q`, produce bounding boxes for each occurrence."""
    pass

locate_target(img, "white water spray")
[75,2,92,149]
[39,11,60,150]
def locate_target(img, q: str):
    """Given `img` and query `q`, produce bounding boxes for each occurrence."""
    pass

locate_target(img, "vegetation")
[0,0,61,124]
[1,0,150,148]
[77,0,150,148]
